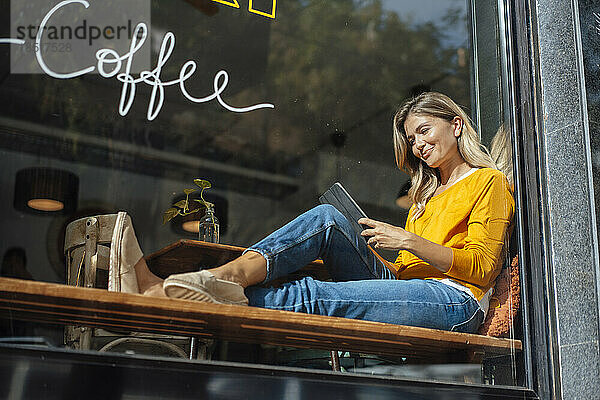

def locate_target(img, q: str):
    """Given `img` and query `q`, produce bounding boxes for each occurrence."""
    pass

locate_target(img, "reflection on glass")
[27,198,64,211]
[0,0,525,389]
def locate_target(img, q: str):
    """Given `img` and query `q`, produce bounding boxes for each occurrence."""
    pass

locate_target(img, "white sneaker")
[163,270,249,305]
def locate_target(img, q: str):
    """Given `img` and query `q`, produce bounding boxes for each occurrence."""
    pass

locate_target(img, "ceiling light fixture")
[14,167,79,214]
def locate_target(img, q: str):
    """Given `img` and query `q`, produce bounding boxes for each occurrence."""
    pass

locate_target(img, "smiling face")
[403,112,464,170]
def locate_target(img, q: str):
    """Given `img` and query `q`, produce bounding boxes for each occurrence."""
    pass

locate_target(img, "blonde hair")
[393,92,497,221]
[490,124,514,188]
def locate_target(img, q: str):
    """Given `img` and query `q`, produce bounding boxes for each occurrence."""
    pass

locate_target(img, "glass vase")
[198,205,219,243]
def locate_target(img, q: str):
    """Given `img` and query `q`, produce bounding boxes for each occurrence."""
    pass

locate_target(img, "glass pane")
[0,0,523,389]
[470,0,524,387]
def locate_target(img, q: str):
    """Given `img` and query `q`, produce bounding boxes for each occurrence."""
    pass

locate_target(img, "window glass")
[0,0,523,388]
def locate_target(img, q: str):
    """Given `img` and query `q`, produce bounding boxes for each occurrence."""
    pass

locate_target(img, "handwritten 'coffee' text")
[0,0,275,121]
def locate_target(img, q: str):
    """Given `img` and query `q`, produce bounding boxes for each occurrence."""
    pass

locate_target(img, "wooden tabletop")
[145,239,330,283]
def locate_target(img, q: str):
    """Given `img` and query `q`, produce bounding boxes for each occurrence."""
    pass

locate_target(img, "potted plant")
[163,179,219,243]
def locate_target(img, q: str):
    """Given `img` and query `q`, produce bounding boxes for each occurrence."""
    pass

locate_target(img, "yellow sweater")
[394,168,514,300]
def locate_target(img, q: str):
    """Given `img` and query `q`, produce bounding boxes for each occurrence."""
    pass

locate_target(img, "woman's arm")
[358,219,453,273]
[360,172,514,286]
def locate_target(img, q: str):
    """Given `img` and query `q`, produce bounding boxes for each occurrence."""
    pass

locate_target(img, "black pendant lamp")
[14,167,79,214]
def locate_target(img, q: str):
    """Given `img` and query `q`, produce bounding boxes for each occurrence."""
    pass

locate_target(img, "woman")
[132,91,514,333]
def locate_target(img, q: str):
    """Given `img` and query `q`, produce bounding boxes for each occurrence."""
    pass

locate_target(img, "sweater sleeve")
[446,173,514,287]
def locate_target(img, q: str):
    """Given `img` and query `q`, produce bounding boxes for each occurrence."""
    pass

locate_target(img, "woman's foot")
[207,251,267,288]
[142,281,167,297]
[162,250,267,304]
[133,258,165,296]
[163,270,248,305]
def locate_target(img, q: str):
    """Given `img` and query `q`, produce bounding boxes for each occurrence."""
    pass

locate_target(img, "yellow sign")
[211,0,276,19]
[248,0,276,19]
[211,0,240,9]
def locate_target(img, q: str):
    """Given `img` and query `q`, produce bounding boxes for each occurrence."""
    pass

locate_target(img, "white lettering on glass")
[2,0,275,121]
[0,38,25,44]
[35,0,95,78]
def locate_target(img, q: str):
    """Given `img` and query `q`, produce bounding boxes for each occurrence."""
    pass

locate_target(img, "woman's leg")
[246,278,484,333]
[164,204,393,304]
[210,204,392,287]
[134,258,166,297]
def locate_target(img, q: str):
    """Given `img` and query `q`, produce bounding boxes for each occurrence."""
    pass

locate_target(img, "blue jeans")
[244,205,483,333]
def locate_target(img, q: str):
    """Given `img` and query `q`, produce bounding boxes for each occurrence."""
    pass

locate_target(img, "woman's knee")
[310,204,345,225]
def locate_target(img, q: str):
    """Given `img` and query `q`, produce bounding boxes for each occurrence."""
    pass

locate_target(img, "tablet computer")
[319,182,369,241]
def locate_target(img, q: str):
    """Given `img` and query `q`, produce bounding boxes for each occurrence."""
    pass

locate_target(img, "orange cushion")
[478,255,520,337]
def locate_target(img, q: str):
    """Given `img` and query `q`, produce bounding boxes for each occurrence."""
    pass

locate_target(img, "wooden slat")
[0,278,521,361]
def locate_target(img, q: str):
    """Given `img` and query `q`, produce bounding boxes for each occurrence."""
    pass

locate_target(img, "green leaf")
[193,179,211,189]
[183,188,196,195]
[173,200,187,208]
[162,208,179,224]
[193,199,214,209]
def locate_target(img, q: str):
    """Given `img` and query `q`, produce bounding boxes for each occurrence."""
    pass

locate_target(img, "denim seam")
[450,302,483,332]
[261,298,470,309]
[430,281,474,307]
[444,295,473,307]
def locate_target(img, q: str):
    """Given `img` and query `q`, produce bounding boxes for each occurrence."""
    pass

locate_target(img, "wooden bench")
[0,239,521,365]
[0,277,519,364]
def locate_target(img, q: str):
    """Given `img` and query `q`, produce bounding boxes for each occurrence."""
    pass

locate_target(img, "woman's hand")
[358,218,414,251]
[359,217,453,273]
